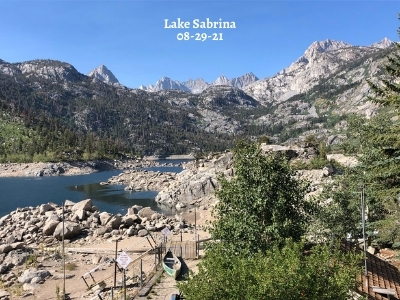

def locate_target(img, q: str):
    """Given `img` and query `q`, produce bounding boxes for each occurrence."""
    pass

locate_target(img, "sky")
[0,1,399,88]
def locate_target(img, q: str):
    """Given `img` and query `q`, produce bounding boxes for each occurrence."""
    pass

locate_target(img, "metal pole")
[361,185,368,290]
[114,240,118,288]
[123,268,126,300]
[140,259,143,289]
[62,201,66,300]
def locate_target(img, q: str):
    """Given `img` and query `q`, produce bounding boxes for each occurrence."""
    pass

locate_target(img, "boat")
[162,249,181,279]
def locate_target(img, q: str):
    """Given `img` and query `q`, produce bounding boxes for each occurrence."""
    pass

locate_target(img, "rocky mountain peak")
[182,78,209,94]
[370,37,395,49]
[153,76,190,92]
[230,72,259,89]
[303,39,352,58]
[87,64,119,84]
[214,74,229,85]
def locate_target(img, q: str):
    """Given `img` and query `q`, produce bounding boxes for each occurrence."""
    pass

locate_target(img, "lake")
[0,160,188,218]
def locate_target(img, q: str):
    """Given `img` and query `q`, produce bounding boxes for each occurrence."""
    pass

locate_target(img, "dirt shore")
[5,208,212,300]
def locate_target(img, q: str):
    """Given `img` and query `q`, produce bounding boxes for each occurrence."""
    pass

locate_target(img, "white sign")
[116,251,132,269]
[161,227,171,236]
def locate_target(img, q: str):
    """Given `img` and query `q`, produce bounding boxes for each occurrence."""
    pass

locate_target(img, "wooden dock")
[165,240,197,259]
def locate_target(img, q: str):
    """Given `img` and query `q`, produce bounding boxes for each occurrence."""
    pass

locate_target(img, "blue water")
[0,161,189,217]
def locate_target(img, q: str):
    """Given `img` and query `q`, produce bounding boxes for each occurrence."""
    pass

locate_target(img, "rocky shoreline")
[0,158,183,178]
[0,198,202,296]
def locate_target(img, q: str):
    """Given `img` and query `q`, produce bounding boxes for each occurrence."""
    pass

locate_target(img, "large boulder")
[71,199,93,212]
[99,212,113,226]
[64,200,76,207]
[18,269,51,284]
[106,215,122,230]
[138,207,157,219]
[0,264,8,274]
[74,209,86,220]
[42,220,60,236]
[127,205,143,215]
[3,249,27,267]
[53,221,81,241]
[0,244,12,255]
[123,215,140,227]
[125,227,137,237]
[93,227,110,237]
[39,203,55,215]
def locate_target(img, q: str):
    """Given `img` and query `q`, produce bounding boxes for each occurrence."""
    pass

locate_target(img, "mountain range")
[0,37,396,157]
[136,72,259,93]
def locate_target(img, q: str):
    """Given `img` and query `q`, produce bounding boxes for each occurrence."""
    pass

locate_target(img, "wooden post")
[180,230,183,257]
[154,247,157,271]
[114,240,118,288]
[361,185,368,290]
[197,234,200,258]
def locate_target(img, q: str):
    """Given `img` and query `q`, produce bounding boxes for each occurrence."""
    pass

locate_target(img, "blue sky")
[0,1,398,88]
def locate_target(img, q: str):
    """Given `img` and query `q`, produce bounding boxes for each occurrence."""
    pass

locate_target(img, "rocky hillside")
[244,39,393,105]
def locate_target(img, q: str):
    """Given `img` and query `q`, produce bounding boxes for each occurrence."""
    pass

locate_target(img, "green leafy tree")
[209,141,313,255]
[179,240,362,300]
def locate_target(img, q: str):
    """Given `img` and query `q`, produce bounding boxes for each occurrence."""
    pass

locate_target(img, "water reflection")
[0,160,190,217]
[66,182,176,216]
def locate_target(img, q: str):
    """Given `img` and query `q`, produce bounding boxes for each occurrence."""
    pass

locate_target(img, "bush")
[179,240,362,300]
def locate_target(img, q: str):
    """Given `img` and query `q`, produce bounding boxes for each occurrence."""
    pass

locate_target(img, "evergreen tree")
[367,16,400,111]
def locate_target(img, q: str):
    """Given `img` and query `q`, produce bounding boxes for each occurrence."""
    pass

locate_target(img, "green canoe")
[162,249,181,279]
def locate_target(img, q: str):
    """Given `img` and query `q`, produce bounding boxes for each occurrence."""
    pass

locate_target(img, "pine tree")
[319,16,400,244]
[367,15,400,111]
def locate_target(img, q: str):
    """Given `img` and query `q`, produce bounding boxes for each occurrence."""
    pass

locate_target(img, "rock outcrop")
[106,169,177,191]
[155,152,234,207]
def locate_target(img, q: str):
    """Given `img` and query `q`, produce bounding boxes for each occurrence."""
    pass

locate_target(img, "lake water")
[0,160,188,218]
